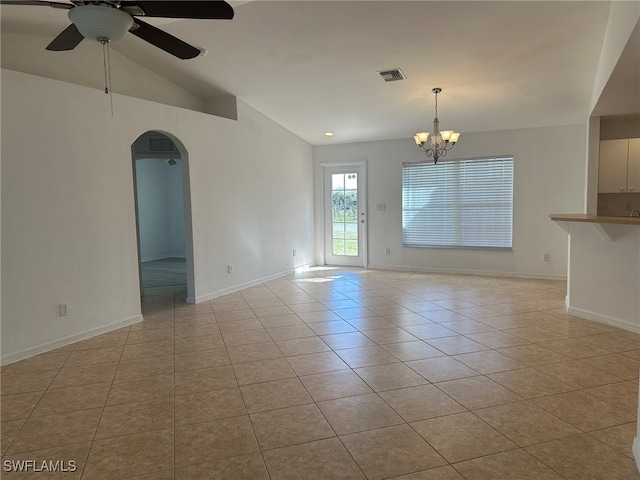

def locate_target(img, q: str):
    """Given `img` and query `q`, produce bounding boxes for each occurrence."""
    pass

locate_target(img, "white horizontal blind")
[402,157,513,249]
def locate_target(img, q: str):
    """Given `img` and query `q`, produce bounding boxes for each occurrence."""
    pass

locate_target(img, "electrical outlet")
[293,249,296,257]
[227,265,233,273]
[543,253,551,262]
[59,303,69,317]
[385,248,391,255]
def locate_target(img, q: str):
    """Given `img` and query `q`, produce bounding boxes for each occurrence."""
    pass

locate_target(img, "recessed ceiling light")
[324,131,334,137]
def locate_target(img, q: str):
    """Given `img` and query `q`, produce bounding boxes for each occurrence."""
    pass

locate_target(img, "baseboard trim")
[190,264,314,304]
[367,264,567,281]
[567,306,640,333]
[1,314,144,366]
[633,437,640,473]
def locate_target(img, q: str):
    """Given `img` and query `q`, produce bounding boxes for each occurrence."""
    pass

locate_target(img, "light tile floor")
[2,267,639,479]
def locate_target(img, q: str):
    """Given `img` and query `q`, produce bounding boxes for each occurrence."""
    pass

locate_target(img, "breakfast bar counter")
[550,213,640,225]
[550,213,640,333]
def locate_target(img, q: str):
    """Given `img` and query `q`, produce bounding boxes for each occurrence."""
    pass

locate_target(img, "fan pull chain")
[100,38,114,116]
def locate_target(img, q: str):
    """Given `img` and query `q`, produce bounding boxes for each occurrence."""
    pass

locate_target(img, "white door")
[324,164,367,267]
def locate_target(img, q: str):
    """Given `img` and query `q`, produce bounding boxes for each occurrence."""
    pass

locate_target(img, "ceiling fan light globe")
[68,5,133,42]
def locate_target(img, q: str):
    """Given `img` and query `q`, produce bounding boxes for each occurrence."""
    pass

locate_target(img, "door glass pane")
[332,174,345,189]
[345,173,357,189]
[345,223,358,239]
[331,173,358,256]
[344,240,358,256]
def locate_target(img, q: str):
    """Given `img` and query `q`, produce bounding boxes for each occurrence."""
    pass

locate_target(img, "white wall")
[566,222,639,331]
[1,33,206,112]
[1,69,314,363]
[166,159,186,257]
[135,158,186,261]
[314,124,586,278]
[589,3,640,114]
[136,159,171,261]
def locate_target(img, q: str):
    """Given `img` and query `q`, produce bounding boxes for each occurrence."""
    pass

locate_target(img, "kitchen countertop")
[549,213,640,225]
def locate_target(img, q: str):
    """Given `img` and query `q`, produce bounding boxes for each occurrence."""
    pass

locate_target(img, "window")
[402,156,513,249]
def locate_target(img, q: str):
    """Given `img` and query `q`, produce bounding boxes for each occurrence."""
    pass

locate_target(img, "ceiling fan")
[0,0,234,59]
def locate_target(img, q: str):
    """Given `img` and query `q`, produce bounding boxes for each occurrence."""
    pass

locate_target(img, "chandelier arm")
[419,146,435,158]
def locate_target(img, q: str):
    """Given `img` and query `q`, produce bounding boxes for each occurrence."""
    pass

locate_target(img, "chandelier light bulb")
[414,132,429,145]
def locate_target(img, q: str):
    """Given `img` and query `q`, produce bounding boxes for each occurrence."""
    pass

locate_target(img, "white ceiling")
[1,1,637,145]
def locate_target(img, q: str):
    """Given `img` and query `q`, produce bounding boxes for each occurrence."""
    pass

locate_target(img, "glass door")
[324,164,366,266]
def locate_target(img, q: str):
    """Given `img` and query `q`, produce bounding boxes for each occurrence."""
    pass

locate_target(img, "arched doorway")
[132,131,196,303]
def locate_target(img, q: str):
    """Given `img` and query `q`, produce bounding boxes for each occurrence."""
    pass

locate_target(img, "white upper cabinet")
[627,138,640,193]
[598,138,640,193]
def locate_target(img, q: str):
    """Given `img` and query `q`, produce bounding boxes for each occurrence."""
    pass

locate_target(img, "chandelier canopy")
[414,88,460,164]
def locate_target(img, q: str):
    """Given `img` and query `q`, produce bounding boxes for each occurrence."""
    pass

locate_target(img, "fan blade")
[0,0,71,8]
[131,18,201,60]
[46,23,84,51]
[121,1,233,19]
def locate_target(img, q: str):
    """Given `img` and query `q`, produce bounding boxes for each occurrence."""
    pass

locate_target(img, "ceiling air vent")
[378,68,405,82]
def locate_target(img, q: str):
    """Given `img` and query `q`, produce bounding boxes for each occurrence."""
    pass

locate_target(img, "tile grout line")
[78,324,131,479]
[227,293,273,480]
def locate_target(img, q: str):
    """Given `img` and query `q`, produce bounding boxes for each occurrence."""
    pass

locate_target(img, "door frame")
[322,162,368,268]
[131,130,197,303]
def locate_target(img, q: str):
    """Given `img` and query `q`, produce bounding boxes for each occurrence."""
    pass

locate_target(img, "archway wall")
[1,69,315,363]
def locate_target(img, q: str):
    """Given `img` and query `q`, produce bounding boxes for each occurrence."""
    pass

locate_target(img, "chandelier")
[414,88,460,164]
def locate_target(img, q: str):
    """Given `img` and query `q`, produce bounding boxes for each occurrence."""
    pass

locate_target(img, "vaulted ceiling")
[1,1,637,145]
